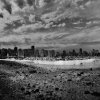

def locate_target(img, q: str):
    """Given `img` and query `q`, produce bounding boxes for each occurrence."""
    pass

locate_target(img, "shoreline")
[0,58,100,70]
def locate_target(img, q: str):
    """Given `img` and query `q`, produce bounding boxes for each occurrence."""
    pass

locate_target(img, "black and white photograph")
[0,0,100,100]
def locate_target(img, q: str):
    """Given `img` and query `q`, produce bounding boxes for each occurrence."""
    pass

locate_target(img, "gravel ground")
[0,60,100,100]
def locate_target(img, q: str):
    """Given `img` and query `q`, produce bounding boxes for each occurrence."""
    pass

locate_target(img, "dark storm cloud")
[80,41,100,45]
[1,0,12,14]
[24,38,32,44]
[44,0,53,4]
[77,0,90,6]
[0,38,32,46]
[1,0,100,48]
[0,13,3,18]
[16,0,25,8]
[4,20,23,30]
[27,0,35,6]
[0,41,21,46]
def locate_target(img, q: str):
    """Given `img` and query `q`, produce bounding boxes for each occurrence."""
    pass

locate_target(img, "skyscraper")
[31,46,35,56]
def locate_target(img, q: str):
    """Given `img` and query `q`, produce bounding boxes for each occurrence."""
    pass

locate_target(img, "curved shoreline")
[0,58,96,65]
[1,58,100,70]
[33,59,95,65]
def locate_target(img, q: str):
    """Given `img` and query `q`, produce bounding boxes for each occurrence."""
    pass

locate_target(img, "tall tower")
[31,46,35,57]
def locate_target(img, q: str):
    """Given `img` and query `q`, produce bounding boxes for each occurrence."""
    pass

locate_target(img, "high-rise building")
[14,47,18,58]
[31,46,35,56]
[79,48,83,56]
[0,48,8,59]
[49,50,55,57]
[34,49,40,57]
[18,49,24,59]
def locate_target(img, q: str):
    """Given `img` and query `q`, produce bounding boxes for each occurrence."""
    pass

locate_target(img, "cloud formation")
[0,0,100,49]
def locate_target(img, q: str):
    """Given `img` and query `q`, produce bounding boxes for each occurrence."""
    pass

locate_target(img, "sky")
[0,0,100,50]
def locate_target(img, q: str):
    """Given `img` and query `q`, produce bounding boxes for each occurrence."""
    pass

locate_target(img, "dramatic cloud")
[0,0,100,49]
[0,13,3,18]
[27,0,35,6]
[1,0,12,14]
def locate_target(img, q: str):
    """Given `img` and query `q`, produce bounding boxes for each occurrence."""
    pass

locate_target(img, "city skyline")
[1,45,100,59]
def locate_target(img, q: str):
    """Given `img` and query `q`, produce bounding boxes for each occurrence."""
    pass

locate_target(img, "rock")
[91,92,100,97]
[29,70,37,74]
[86,82,93,86]
[36,94,44,100]
[46,91,53,96]
[67,79,72,81]
[32,84,36,88]
[21,87,25,92]
[27,83,31,87]
[24,91,31,95]
[75,77,81,81]
[84,91,90,94]
[90,68,93,71]
[32,88,40,93]
[77,71,84,76]
[16,71,20,74]
[98,74,100,77]
[55,87,59,91]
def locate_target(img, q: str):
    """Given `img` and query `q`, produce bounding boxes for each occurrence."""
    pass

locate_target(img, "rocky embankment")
[0,60,100,100]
